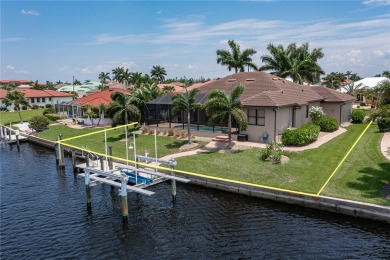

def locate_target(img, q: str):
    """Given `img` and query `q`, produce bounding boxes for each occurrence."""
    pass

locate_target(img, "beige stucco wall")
[321,101,352,124]
[241,108,276,142]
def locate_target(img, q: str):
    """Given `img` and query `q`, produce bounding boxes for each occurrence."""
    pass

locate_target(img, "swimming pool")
[174,124,227,133]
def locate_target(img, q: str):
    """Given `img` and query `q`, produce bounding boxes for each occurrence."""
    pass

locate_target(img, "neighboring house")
[57,88,130,125]
[0,79,31,86]
[146,72,355,142]
[339,77,389,104]
[0,89,75,110]
[157,81,216,93]
[57,81,101,98]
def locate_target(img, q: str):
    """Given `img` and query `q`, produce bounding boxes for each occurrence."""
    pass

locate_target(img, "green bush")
[281,123,320,146]
[309,106,325,125]
[43,107,56,115]
[22,105,28,110]
[45,104,53,108]
[351,109,365,123]
[319,117,339,132]
[261,141,283,164]
[377,117,390,132]
[31,104,39,109]
[29,115,50,132]
[44,113,67,121]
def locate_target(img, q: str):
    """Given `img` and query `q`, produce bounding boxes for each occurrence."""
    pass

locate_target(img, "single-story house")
[56,88,130,125]
[146,72,355,142]
[339,77,389,105]
[0,89,76,111]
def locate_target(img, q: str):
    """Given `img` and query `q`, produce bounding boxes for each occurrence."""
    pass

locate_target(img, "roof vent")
[227,79,236,82]
[245,78,255,82]
[281,91,283,94]
[302,89,304,92]
[272,78,278,80]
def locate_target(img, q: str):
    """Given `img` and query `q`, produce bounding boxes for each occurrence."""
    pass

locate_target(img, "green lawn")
[35,124,206,159]
[0,109,44,125]
[175,124,390,205]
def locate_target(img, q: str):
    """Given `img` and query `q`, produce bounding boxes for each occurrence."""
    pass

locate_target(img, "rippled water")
[1,143,390,259]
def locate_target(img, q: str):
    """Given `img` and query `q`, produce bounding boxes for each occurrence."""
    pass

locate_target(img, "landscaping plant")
[281,123,320,146]
[351,109,365,123]
[309,106,325,125]
[29,115,50,132]
[319,117,339,132]
[261,141,283,164]
[377,118,390,132]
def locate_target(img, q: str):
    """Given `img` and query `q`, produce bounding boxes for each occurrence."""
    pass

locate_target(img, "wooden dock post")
[15,130,20,151]
[8,129,11,144]
[57,134,65,168]
[120,174,129,223]
[85,169,92,212]
[99,156,104,170]
[171,165,177,202]
[108,146,113,170]
[71,150,77,173]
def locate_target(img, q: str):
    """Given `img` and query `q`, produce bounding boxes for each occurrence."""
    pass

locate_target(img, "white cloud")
[21,9,39,16]
[1,38,25,42]
[362,0,390,6]
[6,65,30,74]
[7,65,15,71]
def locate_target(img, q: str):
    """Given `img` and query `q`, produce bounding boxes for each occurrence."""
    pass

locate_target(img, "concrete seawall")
[25,135,390,223]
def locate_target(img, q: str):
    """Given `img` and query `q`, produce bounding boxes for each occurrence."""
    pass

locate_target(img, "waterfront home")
[56,88,130,125]
[57,81,101,97]
[146,72,355,142]
[0,89,75,110]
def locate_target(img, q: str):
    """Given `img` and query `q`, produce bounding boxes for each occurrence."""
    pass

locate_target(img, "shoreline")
[24,134,390,223]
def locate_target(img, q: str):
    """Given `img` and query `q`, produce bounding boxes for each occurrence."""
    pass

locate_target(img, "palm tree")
[342,82,363,95]
[112,67,124,83]
[56,80,63,85]
[172,86,202,144]
[97,103,108,126]
[2,90,29,123]
[162,85,175,93]
[130,82,164,123]
[322,72,345,89]
[216,40,257,73]
[98,72,111,85]
[31,80,43,90]
[204,84,248,149]
[107,92,140,126]
[73,79,82,85]
[150,65,167,83]
[129,72,143,87]
[258,42,325,84]
[122,68,131,90]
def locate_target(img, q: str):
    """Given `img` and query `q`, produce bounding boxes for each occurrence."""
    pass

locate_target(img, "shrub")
[44,113,67,121]
[149,129,155,135]
[43,107,56,115]
[29,115,50,132]
[22,105,28,110]
[319,117,339,132]
[168,129,174,136]
[377,117,390,132]
[31,104,39,109]
[261,141,283,164]
[367,105,390,121]
[360,102,366,106]
[141,125,149,134]
[351,109,365,123]
[281,123,320,146]
[309,106,325,125]
[45,104,53,108]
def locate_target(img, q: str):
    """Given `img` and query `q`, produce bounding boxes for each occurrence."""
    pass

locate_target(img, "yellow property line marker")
[316,121,372,195]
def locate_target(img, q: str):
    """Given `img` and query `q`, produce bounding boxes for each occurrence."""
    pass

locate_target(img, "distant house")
[146,72,355,142]
[56,88,130,125]
[340,77,389,105]
[0,89,75,111]
[57,81,101,98]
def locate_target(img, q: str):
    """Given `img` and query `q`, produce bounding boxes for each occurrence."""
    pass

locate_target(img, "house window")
[37,98,40,102]
[31,98,35,103]
[49,97,52,101]
[306,105,309,118]
[42,97,46,102]
[248,109,265,126]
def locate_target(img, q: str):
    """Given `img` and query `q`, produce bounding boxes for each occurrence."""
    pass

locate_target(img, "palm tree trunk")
[228,112,232,149]
[187,110,192,144]
[17,108,23,124]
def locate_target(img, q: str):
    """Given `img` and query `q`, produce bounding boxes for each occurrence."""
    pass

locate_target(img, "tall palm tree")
[172,86,202,144]
[259,42,325,84]
[204,84,248,149]
[2,90,29,123]
[112,67,125,83]
[122,68,131,90]
[73,79,82,85]
[107,92,140,126]
[150,65,167,83]
[322,72,345,89]
[130,82,164,123]
[216,40,257,73]
[97,103,108,126]
[129,72,143,87]
[98,72,111,85]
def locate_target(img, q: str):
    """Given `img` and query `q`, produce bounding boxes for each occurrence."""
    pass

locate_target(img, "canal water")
[1,143,390,259]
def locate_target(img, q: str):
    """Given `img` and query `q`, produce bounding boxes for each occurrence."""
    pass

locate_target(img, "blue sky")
[1,0,390,83]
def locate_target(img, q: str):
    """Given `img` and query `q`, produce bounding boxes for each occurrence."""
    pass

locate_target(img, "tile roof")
[199,72,325,107]
[312,87,356,102]
[157,80,216,93]
[70,88,130,107]
[0,89,76,99]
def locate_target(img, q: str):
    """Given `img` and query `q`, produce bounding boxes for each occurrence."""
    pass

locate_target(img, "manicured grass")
[175,124,390,205]
[34,125,206,159]
[322,124,390,205]
[0,109,44,125]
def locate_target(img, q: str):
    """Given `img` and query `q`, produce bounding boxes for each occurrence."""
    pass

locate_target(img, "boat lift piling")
[56,134,65,169]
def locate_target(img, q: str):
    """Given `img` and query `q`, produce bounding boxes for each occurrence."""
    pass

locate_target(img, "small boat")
[120,170,153,185]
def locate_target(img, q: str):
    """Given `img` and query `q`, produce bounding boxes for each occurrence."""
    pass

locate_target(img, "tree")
[172,86,202,144]
[258,42,325,84]
[341,82,363,95]
[162,85,175,93]
[98,71,111,90]
[31,80,43,90]
[375,80,390,106]
[112,67,125,83]
[150,65,167,83]
[322,72,345,89]
[129,72,143,87]
[130,82,164,123]
[97,103,108,126]
[56,80,63,85]
[216,40,257,73]
[204,84,248,148]
[107,92,140,126]
[73,79,82,85]
[2,90,29,123]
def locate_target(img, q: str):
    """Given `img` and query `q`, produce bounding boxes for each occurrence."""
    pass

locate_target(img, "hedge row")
[44,113,67,121]
[378,117,390,132]
[281,123,320,146]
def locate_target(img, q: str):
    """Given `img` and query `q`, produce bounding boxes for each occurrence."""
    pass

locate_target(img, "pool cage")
[145,93,238,133]
[55,101,84,119]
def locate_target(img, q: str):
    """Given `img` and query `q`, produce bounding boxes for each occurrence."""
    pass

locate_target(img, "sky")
[1,0,390,83]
